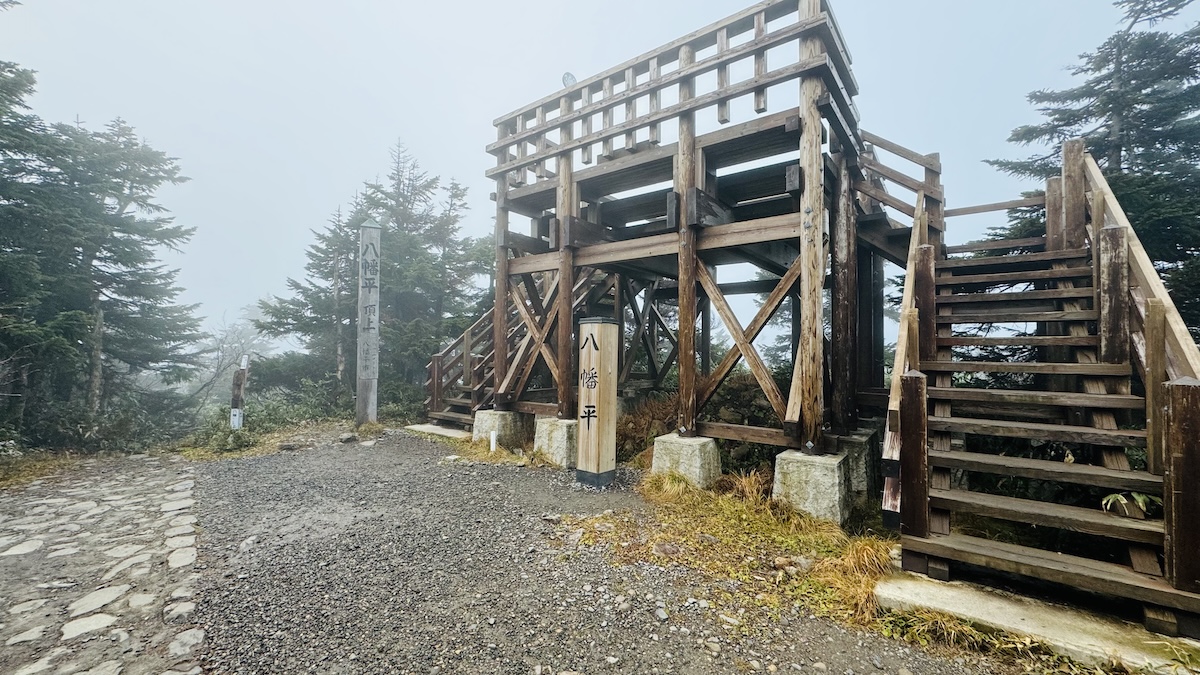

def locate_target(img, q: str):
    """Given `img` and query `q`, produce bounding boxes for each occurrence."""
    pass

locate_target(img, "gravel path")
[193,431,989,675]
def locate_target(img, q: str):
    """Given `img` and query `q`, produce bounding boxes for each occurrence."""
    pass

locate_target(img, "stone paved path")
[0,454,204,675]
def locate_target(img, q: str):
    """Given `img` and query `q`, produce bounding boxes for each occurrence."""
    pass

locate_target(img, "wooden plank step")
[927,387,1145,410]
[928,450,1162,492]
[901,533,1200,614]
[444,397,473,408]
[427,411,475,425]
[937,248,1089,270]
[935,310,1098,324]
[935,268,1092,288]
[928,488,1162,545]
[920,361,1131,376]
[936,288,1094,305]
[939,335,1099,347]
[927,415,1147,447]
[945,237,1047,255]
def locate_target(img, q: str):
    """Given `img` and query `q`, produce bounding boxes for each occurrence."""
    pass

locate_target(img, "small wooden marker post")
[356,218,382,426]
[576,317,617,487]
[229,354,249,430]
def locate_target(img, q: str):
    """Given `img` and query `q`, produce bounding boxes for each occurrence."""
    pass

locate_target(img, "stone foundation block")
[651,433,720,489]
[472,410,534,449]
[773,450,850,525]
[533,418,577,468]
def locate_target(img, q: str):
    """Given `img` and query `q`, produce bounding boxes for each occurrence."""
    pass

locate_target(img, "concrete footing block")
[533,418,577,468]
[651,433,720,489]
[876,573,1200,670]
[471,410,534,449]
[772,450,850,525]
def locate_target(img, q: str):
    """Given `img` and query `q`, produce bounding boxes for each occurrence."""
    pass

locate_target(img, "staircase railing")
[879,190,930,527]
[425,308,497,418]
[1082,153,1200,593]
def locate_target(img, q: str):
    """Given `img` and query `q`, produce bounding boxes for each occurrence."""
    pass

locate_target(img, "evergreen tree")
[989,0,1200,335]
[256,144,490,410]
[0,62,203,447]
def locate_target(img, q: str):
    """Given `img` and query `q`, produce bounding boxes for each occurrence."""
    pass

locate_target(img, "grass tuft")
[0,452,79,488]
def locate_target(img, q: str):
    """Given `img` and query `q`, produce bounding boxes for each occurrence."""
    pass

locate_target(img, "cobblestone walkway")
[0,454,204,675]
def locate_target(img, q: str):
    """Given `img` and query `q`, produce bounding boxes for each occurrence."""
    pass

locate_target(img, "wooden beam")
[900,370,929,538]
[831,154,857,433]
[1062,139,1087,249]
[697,264,787,422]
[676,45,699,437]
[1099,226,1130,365]
[943,195,1046,219]
[1146,298,1167,476]
[1166,377,1200,592]
[853,180,917,218]
[860,130,941,171]
[787,0,827,446]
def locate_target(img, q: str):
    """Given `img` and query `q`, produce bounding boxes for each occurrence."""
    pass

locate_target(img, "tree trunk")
[86,307,104,417]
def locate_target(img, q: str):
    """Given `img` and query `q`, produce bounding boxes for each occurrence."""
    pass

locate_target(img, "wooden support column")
[1146,298,1166,476]
[899,370,929,540]
[914,245,937,365]
[676,44,699,436]
[1063,140,1087,250]
[493,176,512,410]
[1098,225,1129,365]
[786,0,827,445]
[1046,177,1064,251]
[1165,377,1200,593]
[556,95,578,419]
[830,154,857,433]
[855,248,876,395]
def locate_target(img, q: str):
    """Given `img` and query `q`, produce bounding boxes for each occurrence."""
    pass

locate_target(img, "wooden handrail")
[1082,154,1200,379]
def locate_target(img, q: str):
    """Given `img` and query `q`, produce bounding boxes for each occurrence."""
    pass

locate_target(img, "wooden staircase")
[883,140,1200,638]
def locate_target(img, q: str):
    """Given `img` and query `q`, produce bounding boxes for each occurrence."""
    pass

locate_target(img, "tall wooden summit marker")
[356,218,382,425]
[576,317,617,487]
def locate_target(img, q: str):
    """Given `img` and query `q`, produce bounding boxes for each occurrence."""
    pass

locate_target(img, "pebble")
[655,608,669,621]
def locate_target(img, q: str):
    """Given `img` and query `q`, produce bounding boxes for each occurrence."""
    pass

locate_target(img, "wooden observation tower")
[426,0,1200,637]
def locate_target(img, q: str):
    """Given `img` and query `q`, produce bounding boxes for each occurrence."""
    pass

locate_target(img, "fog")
[2,0,1191,329]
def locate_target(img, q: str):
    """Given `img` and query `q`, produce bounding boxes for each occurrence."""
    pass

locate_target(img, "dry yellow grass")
[176,421,350,462]
[0,452,80,489]
[575,471,1125,674]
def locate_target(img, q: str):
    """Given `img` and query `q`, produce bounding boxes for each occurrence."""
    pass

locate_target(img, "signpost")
[357,218,382,425]
[576,317,617,487]
[229,354,249,430]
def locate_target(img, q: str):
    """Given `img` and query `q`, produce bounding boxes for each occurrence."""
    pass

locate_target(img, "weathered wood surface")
[830,153,858,433]
[576,319,618,482]
[902,533,1200,614]
[676,45,698,437]
[1166,378,1200,593]
[928,450,1161,492]
[900,371,929,537]
[928,489,1163,545]
[942,195,1046,219]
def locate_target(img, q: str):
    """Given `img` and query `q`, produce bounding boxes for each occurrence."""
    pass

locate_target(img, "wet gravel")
[193,431,992,674]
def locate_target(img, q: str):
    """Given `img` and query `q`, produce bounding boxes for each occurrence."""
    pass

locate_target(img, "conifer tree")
[990,0,1200,334]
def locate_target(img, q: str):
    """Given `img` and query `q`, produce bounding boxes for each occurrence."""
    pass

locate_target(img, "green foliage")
[256,146,490,416]
[0,61,204,450]
[988,0,1200,337]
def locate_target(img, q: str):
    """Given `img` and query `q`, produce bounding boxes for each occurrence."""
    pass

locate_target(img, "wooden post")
[1098,225,1129,365]
[229,354,249,430]
[1146,298,1166,476]
[676,44,699,436]
[430,354,443,414]
[576,317,618,487]
[356,218,382,426]
[1165,377,1200,593]
[1046,177,1064,251]
[494,176,511,410]
[1062,139,1087,250]
[900,370,929,538]
[557,95,578,420]
[462,324,474,395]
[855,248,875,396]
[914,245,937,365]
[831,154,858,434]
[786,0,827,445]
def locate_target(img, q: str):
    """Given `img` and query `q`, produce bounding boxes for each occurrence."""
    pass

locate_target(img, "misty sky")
[3,0,1197,334]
